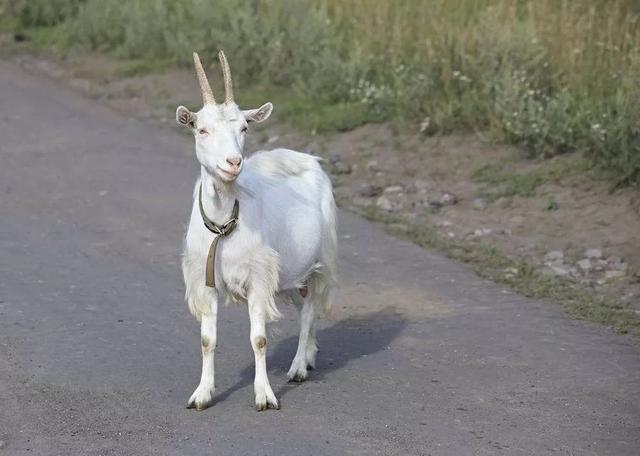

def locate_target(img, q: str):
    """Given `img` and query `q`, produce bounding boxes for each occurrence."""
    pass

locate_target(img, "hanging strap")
[198,185,239,287]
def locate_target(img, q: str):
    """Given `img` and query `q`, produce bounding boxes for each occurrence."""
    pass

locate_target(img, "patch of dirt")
[8,51,639,313]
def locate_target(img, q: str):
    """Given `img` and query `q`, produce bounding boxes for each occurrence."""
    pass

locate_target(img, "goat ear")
[176,106,196,128]
[243,102,273,123]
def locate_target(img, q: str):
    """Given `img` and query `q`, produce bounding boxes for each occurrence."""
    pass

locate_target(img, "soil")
[6,49,639,313]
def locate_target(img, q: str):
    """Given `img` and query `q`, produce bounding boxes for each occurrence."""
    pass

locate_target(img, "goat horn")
[218,50,234,104]
[193,52,215,105]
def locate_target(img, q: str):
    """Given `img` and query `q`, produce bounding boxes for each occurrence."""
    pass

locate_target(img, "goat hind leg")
[288,295,315,382]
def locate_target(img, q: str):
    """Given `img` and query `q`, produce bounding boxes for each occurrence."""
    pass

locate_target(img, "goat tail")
[316,177,338,317]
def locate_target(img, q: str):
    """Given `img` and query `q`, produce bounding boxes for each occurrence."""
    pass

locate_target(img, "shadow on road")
[214,308,407,405]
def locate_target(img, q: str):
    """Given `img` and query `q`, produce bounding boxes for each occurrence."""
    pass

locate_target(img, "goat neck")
[200,165,239,220]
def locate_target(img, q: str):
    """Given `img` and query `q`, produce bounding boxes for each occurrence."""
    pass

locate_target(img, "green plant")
[4,0,639,185]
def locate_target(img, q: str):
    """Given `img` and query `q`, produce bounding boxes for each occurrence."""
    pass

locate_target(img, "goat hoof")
[187,384,214,411]
[255,392,279,411]
[288,372,307,383]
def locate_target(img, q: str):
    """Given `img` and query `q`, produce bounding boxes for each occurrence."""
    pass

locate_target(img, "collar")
[198,185,239,236]
[198,184,239,288]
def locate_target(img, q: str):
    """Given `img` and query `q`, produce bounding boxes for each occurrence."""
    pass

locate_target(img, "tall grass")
[4,0,640,186]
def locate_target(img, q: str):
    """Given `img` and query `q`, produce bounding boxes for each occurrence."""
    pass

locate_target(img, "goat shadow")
[214,307,407,405]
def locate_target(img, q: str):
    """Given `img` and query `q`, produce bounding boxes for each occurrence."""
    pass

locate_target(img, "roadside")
[4,44,639,334]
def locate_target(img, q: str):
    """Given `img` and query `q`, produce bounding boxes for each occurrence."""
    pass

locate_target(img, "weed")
[472,155,590,200]
[3,0,639,184]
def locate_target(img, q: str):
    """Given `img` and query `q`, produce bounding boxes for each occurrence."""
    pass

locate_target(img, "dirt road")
[0,61,638,455]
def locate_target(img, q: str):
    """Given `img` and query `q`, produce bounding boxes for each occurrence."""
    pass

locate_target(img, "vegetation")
[2,0,639,186]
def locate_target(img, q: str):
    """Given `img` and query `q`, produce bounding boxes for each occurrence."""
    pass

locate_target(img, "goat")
[177,51,337,411]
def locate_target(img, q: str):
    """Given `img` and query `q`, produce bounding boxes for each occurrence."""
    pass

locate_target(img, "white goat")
[177,51,337,411]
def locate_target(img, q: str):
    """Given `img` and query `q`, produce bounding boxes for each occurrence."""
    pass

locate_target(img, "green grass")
[351,200,640,335]
[116,58,174,78]
[472,155,591,200]
[238,85,383,134]
[2,0,639,184]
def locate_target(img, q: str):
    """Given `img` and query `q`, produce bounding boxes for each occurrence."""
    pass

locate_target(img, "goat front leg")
[187,304,217,411]
[248,298,279,411]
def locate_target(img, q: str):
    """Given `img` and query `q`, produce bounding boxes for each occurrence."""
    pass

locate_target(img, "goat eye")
[240,126,248,133]
[198,128,208,135]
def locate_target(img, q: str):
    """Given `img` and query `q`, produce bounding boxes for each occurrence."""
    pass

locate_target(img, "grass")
[1,0,639,186]
[472,155,591,200]
[116,58,174,78]
[350,200,640,335]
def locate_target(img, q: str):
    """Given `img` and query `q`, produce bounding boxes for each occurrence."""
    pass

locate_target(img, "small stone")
[607,257,628,271]
[366,160,379,172]
[332,161,352,175]
[593,260,607,271]
[304,142,319,155]
[604,270,626,280]
[358,184,383,198]
[472,198,487,210]
[328,154,342,165]
[414,179,431,193]
[547,263,574,277]
[440,192,458,206]
[544,250,564,262]
[376,195,394,211]
[494,197,511,209]
[383,185,404,194]
[585,248,603,259]
[0,440,5,449]
[577,259,592,272]
[467,228,493,239]
[266,135,280,144]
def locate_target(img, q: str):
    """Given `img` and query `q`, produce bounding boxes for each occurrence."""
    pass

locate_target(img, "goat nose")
[226,156,242,167]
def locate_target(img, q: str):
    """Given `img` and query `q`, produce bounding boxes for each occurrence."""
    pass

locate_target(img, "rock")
[440,192,458,206]
[584,248,603,259]
[413,179,431,193]
[328,153,342,165]
[472,198,487,210]
[376,195,394,211]
[332,160,352,175]
[604,270,626,280]
[546,262,575,277]
[366,160,379,172]
[304,142,319,155]
[383,185,404,194]
[593,259,608,272]
[467,228,493,239]
[358,183,383,198]
[266,135,280,144]
[577,258,592,272]
[544,250,564,262]
[607,257,628,271]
